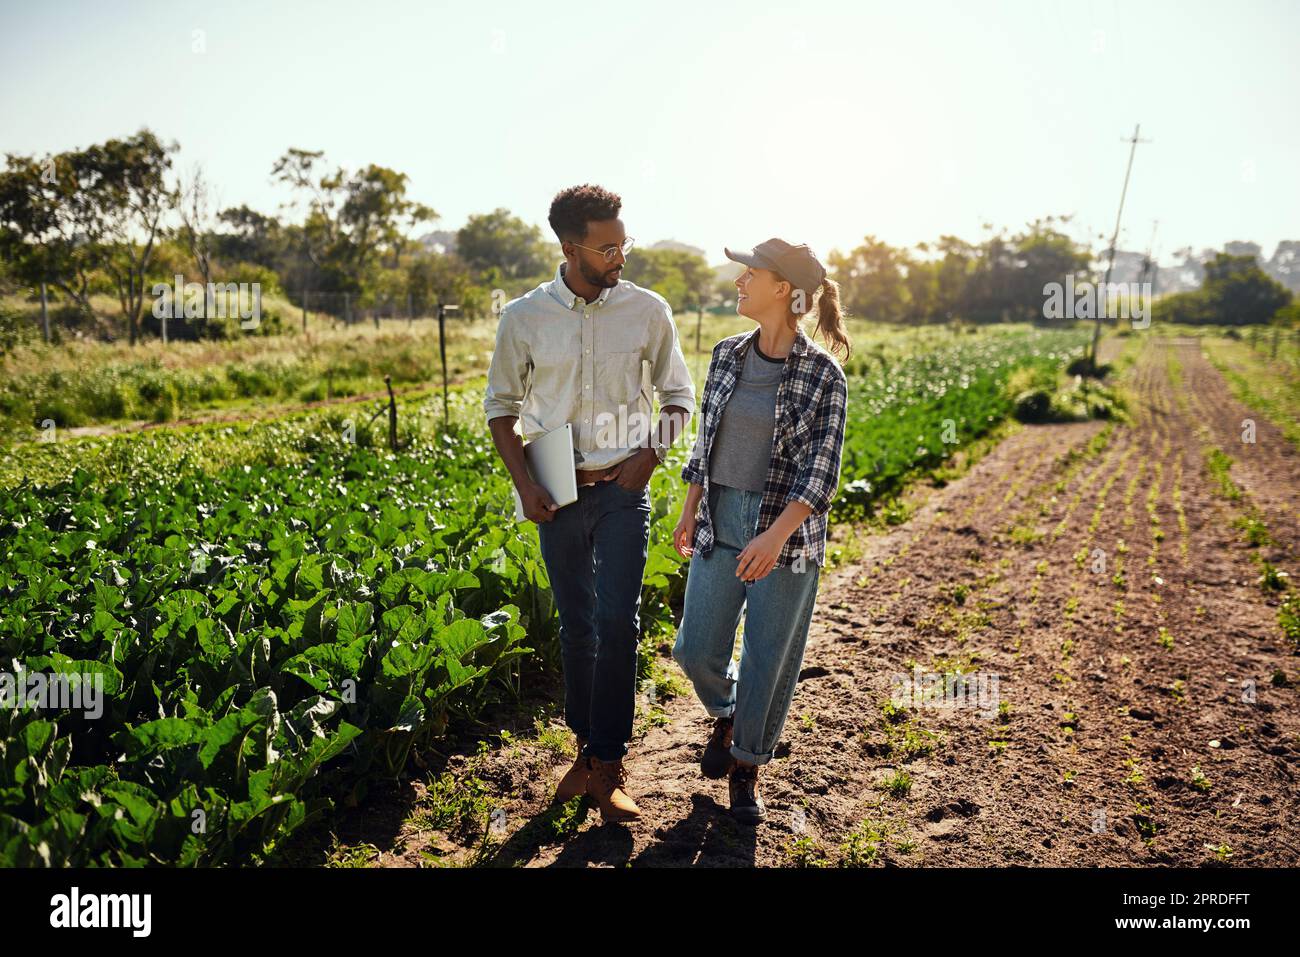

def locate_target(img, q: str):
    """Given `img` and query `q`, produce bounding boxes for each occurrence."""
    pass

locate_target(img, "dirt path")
[349,338,1300,867]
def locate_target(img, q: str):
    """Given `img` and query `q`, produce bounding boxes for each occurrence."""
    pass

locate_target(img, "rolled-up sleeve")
[681,418,708,486]
[786,367,847,516]
[648,302,695,414]
[483,306,529,424]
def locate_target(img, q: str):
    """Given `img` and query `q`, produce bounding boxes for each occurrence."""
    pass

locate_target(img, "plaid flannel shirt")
[681,325,848,569]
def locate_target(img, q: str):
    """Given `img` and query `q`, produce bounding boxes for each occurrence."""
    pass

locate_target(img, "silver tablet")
[511,423,580,521]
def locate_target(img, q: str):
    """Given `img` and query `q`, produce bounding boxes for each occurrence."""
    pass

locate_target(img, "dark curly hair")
[548,183,622,243]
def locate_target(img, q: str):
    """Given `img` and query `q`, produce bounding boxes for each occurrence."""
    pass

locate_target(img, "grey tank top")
[708,336,786,491]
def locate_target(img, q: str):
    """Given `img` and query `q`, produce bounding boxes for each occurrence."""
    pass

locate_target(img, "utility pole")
[1091,124,1152,367]
[1138,220,1159,287]
[1138,220,1160,310]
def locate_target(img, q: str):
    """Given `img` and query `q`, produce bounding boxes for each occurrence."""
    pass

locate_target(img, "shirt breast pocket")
[597,350,645,409]
[778,403,815,460]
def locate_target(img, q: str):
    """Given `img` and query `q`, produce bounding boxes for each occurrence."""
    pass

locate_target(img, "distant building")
[419,230,459,255]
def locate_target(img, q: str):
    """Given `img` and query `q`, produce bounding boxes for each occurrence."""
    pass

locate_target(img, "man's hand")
[734,527,787,582]
[519,480,559,523]
[605,447,658,492]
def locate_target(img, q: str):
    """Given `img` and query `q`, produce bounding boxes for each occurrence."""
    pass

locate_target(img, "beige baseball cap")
[724,238,827,294]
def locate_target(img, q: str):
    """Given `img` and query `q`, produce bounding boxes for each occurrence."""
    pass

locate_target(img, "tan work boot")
[555,736,589,802]
[585,755,641,823]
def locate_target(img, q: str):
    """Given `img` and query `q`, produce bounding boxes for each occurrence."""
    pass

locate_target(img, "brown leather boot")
[554,736,589,802]
[585,755,641,823]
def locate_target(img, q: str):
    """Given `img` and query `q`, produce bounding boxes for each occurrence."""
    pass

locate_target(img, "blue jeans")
[536,478,650,762]
[672,482,822,765]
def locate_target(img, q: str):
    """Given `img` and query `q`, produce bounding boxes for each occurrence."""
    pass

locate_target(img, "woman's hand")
[735,527,787,582]
[673,510,697,557]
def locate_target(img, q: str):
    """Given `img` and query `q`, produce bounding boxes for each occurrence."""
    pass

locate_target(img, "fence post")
[302,289,308,331]
[408,293,414,327]
[438,303,447,424]
[40,282,50,343]
[344,292,351,325]
[437,303,460,424]
[385,374,398,451]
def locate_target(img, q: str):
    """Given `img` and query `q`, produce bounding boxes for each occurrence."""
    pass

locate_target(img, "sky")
[2,0,1297,266]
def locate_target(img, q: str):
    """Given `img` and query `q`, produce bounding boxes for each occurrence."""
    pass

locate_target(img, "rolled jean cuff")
[588,743,629,762]
[703,703,735,720]
[729,742,773,766]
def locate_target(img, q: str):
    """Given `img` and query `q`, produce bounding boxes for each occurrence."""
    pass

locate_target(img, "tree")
[620,247,711,312]
[456,209,552,280]
[962,227,1020,323]
[901,248,938,322]
[0,128,179,343]
[1006,216,1093,330]
[214,204,284,268]
[0,153,100,320]
[932,235,978,322]
[1153,251,1293,326]
[405,250,489,317]
[1201,252,1292,325]
[829,237,908,323]
[271,148,436,298]
[177,163,218,289]
[92,131,180,343]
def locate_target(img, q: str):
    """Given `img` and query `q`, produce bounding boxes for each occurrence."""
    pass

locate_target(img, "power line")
[1091,124,1152,364]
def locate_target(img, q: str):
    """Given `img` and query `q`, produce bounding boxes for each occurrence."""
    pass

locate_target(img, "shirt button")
[584,417,590,423]
[585,384,590,390]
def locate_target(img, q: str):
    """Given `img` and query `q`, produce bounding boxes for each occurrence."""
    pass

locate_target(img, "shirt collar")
[547,261,616,311]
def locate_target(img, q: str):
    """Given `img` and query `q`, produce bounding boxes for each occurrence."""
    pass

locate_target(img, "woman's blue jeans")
[672,482,822,765]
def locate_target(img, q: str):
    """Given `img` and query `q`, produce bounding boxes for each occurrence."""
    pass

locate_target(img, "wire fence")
[286,292,477,329]
[1240,325,1300,368]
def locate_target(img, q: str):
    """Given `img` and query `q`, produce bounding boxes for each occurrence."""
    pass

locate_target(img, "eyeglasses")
[571,237,635,263]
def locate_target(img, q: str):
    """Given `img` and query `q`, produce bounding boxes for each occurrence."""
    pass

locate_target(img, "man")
[483,184,695,822]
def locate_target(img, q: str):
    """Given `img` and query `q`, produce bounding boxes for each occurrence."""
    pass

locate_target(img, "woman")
[672,238,850,824]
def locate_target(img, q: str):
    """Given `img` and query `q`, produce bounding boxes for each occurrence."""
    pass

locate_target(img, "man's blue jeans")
[536,478,650,762]
[672,482,822,765]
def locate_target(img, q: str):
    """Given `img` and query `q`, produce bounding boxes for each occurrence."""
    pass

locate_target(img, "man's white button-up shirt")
[484,261,696,469]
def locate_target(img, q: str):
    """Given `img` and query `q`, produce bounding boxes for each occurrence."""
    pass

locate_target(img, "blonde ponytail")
[811,277,850,362]
[777,269,851,363]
